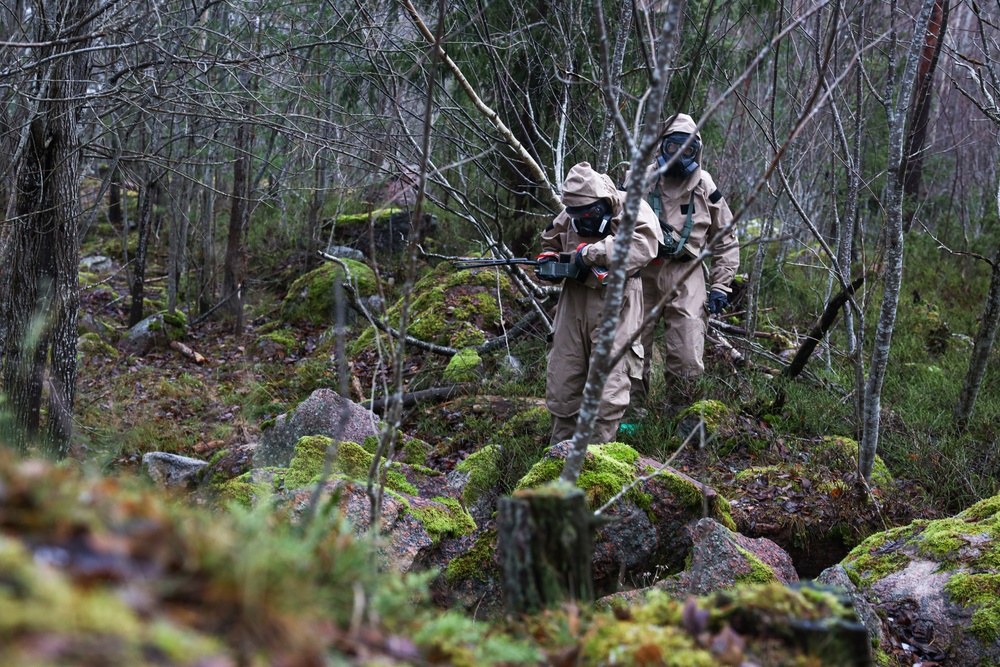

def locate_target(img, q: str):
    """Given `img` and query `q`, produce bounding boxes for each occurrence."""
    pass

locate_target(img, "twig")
[362,383,474,414]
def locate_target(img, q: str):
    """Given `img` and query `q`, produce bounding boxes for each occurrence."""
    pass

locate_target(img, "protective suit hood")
[561,162,624,218]
[659,113,702,191]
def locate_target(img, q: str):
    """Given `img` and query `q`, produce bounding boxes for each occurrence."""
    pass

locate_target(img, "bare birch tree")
[859,0,940,484]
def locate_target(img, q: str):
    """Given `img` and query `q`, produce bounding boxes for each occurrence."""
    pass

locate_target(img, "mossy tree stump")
[497,480,594,614]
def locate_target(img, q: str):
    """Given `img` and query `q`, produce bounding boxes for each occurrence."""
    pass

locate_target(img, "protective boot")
[665,373,704,438]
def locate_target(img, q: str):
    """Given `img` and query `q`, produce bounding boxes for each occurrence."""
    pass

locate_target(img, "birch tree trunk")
[560,0,682,484]
[859,0,938,484]
[954,173,1000,428]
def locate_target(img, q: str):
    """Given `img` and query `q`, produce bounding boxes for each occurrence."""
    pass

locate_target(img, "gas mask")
[566,199,612,238]
[658,131,701,179]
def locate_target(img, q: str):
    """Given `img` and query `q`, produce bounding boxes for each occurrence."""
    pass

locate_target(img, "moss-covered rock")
[253,329,298,357]
[445,529,499,586]
[583,584,870,667]
[350,262,519,356]
[677,399,731,433]
[443,347,482,382]
[407,496,477,544]
[516,442,651,511]
[77,332,119,360]
[513,443,740,598]
[280,259,377,325]
[118,312,186,357]
[837,492,1000,664]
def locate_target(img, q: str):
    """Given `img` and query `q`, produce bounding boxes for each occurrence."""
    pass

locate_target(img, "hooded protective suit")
[633,113,740,407]
[541,162,662,444]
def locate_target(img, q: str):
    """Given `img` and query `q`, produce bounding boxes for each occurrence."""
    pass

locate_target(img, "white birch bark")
[859,0,939,483]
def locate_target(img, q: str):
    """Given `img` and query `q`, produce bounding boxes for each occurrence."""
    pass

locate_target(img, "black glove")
[707,290,728,315]
[534,252,562,283]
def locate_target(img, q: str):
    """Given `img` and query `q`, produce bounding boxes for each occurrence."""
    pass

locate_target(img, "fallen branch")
[170,340,207,364]
[709,318,786,340]
[783,274,865,378]
[362,383,475,414]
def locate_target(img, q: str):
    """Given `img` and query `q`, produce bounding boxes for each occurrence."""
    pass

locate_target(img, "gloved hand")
[573,243,589,275]
[534,252,562,282]
[707,290,728,315]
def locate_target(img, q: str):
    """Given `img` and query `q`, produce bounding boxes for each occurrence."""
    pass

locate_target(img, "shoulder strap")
[672,190,696,256]
[647,178,662,219]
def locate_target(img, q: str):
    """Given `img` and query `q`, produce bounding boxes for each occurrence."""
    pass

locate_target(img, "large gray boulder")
[254,389,381,468]
[118,312,186,357]
[824,494,1000,666]
[604,517,798,604]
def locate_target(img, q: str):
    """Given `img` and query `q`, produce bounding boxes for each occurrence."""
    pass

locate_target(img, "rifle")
[452,254,609,284]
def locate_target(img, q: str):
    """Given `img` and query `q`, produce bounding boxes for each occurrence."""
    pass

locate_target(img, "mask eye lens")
[665,143,680,155]
[566,201,608,221]
[682,146,695,158]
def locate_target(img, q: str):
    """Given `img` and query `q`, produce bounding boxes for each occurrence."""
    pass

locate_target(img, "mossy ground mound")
[350,263,523,356]
[280,259,377,325]
[0,450,418,666]
[667,428,930,579]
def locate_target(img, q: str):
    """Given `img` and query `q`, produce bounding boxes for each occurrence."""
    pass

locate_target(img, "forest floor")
[73,246,942,581]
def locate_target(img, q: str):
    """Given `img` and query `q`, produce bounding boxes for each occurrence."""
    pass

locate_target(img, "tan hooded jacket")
[644,113,740,294]
[541,162,662,286]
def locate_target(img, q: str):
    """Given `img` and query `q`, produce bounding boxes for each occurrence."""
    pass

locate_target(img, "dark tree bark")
[108,169,123,229]
[902,0,949,232]
[955,247,1000,428]
[783,275,865,379]
[0,0,95,456]
[222,120,251,334]
[497,484,595,614]
[128,175,156,328]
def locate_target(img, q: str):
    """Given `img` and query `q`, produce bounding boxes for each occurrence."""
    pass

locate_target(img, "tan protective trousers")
[633,257,707,406]
[546,277,644,445]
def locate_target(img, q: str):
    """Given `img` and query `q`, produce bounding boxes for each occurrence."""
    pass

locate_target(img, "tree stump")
[497,480,594,615]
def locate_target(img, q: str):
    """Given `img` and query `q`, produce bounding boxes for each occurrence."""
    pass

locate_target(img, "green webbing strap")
[672,190,696,257]
[648,190,662,219]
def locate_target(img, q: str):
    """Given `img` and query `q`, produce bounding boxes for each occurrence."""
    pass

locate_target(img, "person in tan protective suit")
[536,162,662,445]
[630,113,740,415]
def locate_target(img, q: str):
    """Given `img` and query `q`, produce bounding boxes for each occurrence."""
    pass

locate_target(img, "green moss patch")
[443,347,481,382]
[455,445,501,507]
[445,529,498,585]
[281,259,377,325]
[516,442,649,511]
[77,333,119,359]
[677,399,731,432]
[407,497,477,544]
[351,263,517,356]
[819,436,893,488]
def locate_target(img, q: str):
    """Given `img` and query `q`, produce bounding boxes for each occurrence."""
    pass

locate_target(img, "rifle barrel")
[452,258,537,268]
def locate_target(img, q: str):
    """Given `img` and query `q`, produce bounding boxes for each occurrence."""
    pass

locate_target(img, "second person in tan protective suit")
[631,113,740,415]
[537,162,662,445]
